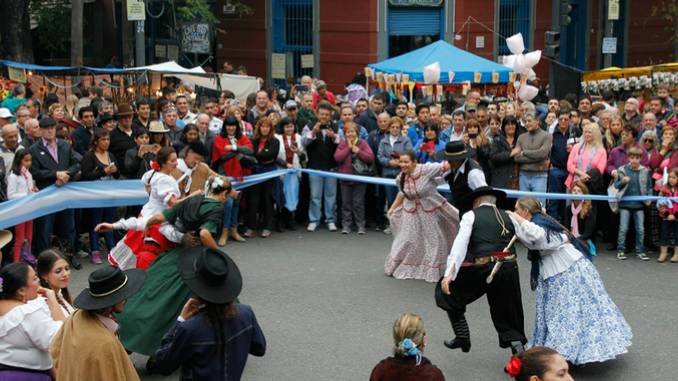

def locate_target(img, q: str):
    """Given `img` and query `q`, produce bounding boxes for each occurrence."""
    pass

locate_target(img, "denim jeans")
[33,209,76,255]
[546,167,568,222]
[89,207,116,252]
[618,208,645,253]
[223,197,240,228]
[519,173,548,205]
[308,174,337,224]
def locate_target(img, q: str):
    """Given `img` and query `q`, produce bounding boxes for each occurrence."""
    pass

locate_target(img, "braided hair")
[398,150,417,200]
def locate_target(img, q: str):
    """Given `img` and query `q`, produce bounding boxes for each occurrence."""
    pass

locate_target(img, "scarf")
[528,212,592,290]
[21,166,34,194]
[283,135,295,165]
[570,201,583,237]
[176,159,195,194]
[576,143,598,174]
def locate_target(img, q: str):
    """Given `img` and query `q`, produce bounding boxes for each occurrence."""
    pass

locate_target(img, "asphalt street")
[68,229,678,380]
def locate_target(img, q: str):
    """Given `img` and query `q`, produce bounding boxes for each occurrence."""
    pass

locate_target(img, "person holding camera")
[301,103,340,232]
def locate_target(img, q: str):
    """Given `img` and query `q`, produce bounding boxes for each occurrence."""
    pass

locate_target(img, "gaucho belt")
[462,252,516,267]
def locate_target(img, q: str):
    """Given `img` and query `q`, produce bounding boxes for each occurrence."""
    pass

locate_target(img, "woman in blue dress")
[508,197,632,365]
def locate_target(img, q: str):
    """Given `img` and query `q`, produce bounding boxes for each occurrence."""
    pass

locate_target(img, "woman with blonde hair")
[64,94,79,118]
[604,114,623,151]
[47,103,65,121]
[370,313,445,381]
[565,123,606,190]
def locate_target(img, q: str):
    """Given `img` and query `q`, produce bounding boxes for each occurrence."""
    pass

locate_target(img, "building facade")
[217,0,677,92]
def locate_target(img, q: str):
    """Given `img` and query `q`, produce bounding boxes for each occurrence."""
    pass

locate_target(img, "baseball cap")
[0,108,12,119]
[284,100,297,110]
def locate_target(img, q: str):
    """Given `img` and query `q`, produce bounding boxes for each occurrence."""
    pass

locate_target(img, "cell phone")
[141,144,155,151]
[297,85,308,92]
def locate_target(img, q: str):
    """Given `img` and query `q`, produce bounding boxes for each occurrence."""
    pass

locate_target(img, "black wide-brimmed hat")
[462,186,508,207]
[98,112,115,125]
[178,247,242,304]
[74,265,146,310]
[440,140,468,161]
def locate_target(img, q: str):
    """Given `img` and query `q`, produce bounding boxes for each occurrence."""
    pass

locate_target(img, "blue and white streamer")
[1,168,677,229]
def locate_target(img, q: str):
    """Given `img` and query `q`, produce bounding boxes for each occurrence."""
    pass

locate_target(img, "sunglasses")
[642,139,655,143]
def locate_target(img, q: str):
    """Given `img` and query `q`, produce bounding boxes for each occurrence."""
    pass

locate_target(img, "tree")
[0,0,34,62]
[31,0,71,60]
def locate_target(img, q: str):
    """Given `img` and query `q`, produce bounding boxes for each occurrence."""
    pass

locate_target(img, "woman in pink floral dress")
[385,151,460,282]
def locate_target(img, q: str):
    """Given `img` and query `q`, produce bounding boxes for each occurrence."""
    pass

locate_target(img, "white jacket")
[7,171,34,200]
[275,133,304,172]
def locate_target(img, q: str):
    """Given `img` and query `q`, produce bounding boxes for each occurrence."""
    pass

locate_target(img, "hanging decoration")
[501,33,541,101]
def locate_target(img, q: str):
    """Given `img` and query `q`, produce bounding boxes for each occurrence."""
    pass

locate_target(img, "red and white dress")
[385,163,460,282]
[108,170,180,270]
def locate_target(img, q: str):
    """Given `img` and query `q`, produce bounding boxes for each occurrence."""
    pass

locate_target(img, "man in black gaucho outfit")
[435,186,527,356]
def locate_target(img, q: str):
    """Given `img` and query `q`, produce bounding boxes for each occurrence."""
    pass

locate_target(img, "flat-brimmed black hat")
[98,112,115,125]
[178,247,242,304]
[39,117,57,129]
[73,265,146,310]
[440,140,468,161]
[462,186,508,207]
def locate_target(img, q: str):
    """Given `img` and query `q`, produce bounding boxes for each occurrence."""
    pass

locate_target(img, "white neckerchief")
[176,159,195,194]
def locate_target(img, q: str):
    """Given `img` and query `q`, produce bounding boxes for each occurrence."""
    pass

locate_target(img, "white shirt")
[449,129,464,142]
[444,207,583,280]
[511,218,583,279]
[115,171,180,231]
[444,203,506,279]
[179,111,197,124]
[7,171,34,199]
[0,297,63,370]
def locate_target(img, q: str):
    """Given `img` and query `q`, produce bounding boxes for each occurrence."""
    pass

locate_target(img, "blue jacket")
[414,139,445,163]
[148,304,266,381]
[377,134,413,178]
[407,123,425,146]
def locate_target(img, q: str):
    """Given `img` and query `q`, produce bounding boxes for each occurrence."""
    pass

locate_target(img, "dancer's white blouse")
[114,170,180,231]
[445,205,582,280]
[511,218,584,280]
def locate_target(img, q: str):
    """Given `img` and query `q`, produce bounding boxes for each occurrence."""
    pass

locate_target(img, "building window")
[497,0,532,55]
[387,5,444,57]
[272,0,313,86]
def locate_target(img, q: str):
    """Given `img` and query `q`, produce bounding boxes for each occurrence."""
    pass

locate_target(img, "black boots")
[444,315,471,352]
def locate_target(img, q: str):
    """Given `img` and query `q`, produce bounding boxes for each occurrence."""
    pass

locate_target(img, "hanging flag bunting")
[448,71,455,84]
[492,72,499,83]
[473,71,482,83]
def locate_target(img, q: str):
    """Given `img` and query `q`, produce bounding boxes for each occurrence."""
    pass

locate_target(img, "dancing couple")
[435,186,632,366]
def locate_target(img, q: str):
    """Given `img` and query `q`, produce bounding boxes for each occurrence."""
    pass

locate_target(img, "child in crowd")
[614,147,652,261]
[370,313,445,381]
[657,167,678,263]
[504,346,573,381]
[6,149,37,264]
[566,180,596,242]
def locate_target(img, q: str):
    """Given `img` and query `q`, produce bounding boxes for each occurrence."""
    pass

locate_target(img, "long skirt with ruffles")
[531,257,633,365]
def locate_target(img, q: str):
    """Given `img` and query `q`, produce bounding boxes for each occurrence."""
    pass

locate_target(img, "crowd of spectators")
[1,77,678,270]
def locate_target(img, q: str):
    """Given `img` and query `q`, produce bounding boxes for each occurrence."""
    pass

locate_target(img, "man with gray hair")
[20,118,40,148]
[513,110,552,204]
[436,186,526,356]
[195,113,215,163]
[623,97,641,128]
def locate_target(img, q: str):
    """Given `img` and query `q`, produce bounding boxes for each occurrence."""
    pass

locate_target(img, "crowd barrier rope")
[1,167,676,229]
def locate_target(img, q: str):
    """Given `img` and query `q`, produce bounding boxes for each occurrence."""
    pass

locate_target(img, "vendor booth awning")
[368,40,512,84]
[582,66,653,81]
[0,60,260,100]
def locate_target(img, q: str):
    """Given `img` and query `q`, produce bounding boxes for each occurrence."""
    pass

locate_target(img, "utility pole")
[135,21,146,66]
[603,0,616,68]
[71,0,84,65]
[548,0,559,96]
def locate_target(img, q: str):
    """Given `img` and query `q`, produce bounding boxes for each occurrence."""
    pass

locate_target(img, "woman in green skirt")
[117,175,238,355]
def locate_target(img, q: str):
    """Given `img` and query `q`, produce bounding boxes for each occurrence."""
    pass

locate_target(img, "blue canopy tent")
[368,40,512,84]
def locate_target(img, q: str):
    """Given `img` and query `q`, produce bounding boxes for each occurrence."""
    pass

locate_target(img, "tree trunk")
[0,0,34,62]
[71,0,84,66]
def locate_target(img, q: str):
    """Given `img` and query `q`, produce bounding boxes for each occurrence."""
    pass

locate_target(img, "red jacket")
[370,356,445,381]
[649,149,678,176]
[312,90,336,110]
[211,134,253,180]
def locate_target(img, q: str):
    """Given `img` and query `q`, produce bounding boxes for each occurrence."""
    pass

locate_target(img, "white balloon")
[518,85,538,101]
[527,69,537,81]
[506,33,525,55]
[523,50,542,69]
[423,62,441,84]
[512,54,526,75]
[502,55,517,69]
[514,81,522,90]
